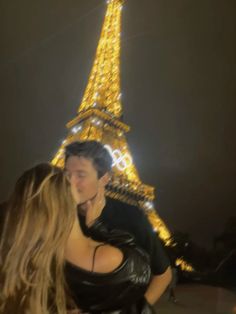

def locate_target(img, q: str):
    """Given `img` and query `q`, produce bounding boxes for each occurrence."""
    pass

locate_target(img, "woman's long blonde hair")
[0,163,77,314]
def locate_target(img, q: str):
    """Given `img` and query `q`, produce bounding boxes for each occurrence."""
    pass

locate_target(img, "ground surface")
[154,284,236,314]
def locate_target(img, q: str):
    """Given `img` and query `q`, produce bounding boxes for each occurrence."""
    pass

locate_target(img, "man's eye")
[77,174,86,178]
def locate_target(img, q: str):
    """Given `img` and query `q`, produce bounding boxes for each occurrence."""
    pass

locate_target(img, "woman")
[0,163,152,314]
[0,164,76,314]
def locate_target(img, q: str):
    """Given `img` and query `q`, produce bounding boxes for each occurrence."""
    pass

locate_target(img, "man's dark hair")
[65,141,112,178]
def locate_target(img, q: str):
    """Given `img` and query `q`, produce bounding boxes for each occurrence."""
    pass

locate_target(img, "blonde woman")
[0,163,153,314]
[0,164,77,313]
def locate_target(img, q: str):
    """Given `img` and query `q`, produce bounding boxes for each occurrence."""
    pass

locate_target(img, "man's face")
[65,156,101,205]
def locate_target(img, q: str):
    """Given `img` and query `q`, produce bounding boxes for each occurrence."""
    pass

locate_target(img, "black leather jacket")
[64,218,154,313]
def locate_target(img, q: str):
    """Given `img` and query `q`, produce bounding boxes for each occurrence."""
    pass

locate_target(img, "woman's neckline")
[65,246,127,276]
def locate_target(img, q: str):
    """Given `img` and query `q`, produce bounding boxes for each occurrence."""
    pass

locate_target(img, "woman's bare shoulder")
[93,244,124,273]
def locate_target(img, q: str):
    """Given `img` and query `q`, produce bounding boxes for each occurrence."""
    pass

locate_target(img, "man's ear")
[99,172,110,187]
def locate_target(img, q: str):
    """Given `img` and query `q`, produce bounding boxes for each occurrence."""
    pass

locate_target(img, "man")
[64,140,172,306]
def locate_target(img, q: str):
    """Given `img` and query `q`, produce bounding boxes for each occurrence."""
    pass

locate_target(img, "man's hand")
[83,187,106,226]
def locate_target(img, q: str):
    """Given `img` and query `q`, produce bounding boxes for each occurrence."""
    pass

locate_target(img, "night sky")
[1,0,236,247]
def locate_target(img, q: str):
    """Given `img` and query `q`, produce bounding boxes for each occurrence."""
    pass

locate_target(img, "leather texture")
[65,217,154,313]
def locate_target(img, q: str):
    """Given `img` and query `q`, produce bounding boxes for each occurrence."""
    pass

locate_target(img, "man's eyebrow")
[64,169,87,174]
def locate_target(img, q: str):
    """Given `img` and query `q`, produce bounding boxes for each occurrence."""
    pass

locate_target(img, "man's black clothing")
[79,197,170,275]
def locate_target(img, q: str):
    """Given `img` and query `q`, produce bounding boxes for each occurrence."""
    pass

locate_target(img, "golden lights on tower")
[52,0,193,271]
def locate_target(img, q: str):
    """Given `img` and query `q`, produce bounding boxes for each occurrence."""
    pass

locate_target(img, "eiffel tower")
[52,0,172,245]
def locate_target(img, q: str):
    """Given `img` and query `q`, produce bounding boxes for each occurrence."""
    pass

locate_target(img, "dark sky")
[1,0,236,247]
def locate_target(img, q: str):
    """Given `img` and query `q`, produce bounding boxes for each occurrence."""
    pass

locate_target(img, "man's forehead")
[65,156,93,170]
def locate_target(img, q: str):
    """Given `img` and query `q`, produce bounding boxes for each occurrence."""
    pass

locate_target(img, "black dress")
[64,219,154,314]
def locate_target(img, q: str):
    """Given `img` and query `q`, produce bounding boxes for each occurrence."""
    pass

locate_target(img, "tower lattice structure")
[52,0,172,245]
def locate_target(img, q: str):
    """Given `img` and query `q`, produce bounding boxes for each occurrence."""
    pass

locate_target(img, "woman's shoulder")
[93,244,124,273]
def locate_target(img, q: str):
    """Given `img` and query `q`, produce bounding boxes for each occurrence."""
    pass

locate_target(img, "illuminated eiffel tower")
[52,0,172,245]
